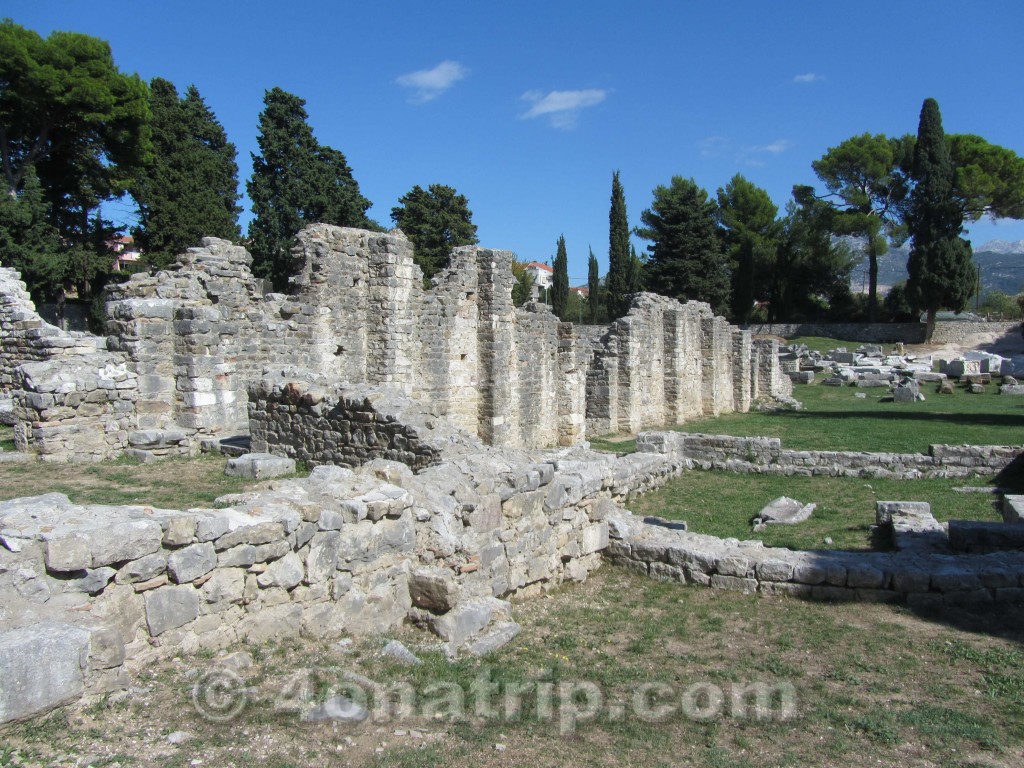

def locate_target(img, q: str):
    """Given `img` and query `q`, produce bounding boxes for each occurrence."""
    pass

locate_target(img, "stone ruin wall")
[0,225,788,463]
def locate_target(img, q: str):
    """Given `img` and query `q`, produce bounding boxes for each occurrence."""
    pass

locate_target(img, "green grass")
[0,424,15,452]
[7,568,1022,767]
[677,380,1024,453]
[0,451,294,508]
[628,471,1002,550]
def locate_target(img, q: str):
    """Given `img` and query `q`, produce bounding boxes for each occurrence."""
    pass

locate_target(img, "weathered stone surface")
[430,596,512,648]
[409,567,459,612]
[167,543,217,584]
[382,639,422,666]
[224,453,295,480]
[754,497,815,526]
[301,695,369,723]
[0,623,90,724]
[256,552,304,589]
[145,584,200,636]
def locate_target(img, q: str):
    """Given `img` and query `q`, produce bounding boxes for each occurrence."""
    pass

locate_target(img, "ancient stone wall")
[0,268,101,392]
[3,226,788,462]
[637,430,1024,480]
[746,320,1023,345]
[583,295,755,436]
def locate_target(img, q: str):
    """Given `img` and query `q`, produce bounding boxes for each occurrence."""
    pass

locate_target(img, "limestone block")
[256,552,303,589]
[0,623,90,725]
[167,543,217,584]
[409,567,459,612]
[1003,495,1024,525]
[44,536,91,572]
[948,520,1024,551]
[430,596,513,648]
[200,568,245,605]
[145,584,200,636]
[756,559,795,582]
[84,520,164,568]
[224,453,295,480]
[579,521,609,555]
[305,531,340,583]
[215,522,285,550]
[113,552,165,584]
[162,515,197,546]
[65,566,116,594]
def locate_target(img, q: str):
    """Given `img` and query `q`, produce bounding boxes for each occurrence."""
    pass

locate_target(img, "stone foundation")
[637,431,1024,480]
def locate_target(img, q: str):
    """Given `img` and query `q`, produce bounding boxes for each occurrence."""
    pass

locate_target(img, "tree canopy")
[131,79,241,268]
[390,183,478,279]
[716,174,779,324]
[636,176,731,315]
[810,133,912,320]
[248,87,373,290]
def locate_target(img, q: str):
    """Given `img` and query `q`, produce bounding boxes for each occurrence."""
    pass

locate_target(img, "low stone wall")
[636,431,1024,480]
[0,441,684,725]
[929,320,1022,345]
[746,322,925,343]
[607,511,1024,607]
[747,320,1022,345]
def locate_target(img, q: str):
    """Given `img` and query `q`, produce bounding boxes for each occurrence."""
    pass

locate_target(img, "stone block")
[167,542,217,583]
[409,567,459,612]
[948,520,1024,551]
[1002,495,1024,524]
[145,584,200,636]
[756,558,795,582]
[430,596,512,648]
[256,552,304,589]
[44,536,90,572]
[224,453,295,480]
[709,574,758,593]
[0,623,90,725]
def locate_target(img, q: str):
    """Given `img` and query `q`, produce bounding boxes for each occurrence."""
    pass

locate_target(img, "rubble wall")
[0,441,684,724]
[637,431,1024,480]
[0,268,102,392]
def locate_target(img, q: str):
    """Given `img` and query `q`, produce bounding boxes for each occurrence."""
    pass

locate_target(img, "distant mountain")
[844,238,1024,296]
[976,239,1024,255]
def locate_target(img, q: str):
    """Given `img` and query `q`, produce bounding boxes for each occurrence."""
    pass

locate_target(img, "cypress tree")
[905,98,977,340]
[133,79,241,268]
[552,234,569,319]
[248,87,372,290]
[0,167,63,298]
[586,246,602,323]
[606,170,630,318]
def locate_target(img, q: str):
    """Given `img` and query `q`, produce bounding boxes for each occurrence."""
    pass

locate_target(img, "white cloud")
[699,136,730,157]
[793,72,825,83]
[750,139,791,154]
[396,60,468,104]
[519,89,607,128]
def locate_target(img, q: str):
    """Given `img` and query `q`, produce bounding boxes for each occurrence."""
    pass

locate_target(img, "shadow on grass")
[768,409,1024,430]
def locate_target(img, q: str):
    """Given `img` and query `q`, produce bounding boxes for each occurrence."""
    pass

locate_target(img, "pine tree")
[551,235,569,319]
[606,171,630,318]
[716,174,779,323]
[390,184,478,279]
[586,247,602,323]
[905,98,977,341]
[0,167,63,298]
[248,87,372,290]
[133,79,241,268]
[636,176,731,315]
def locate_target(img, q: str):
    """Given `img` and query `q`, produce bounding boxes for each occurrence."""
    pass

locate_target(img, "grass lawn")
[676,382,1024,454]
[628,471,1003,550]
[0,434,293,509]
[4,567,1022,768]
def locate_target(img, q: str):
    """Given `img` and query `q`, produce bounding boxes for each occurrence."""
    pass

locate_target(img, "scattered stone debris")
[381,639,422,666]
[752,496,816,531]
[301,695,370,723]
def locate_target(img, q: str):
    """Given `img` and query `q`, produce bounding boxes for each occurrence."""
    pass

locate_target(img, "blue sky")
[10,0,1024,285]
